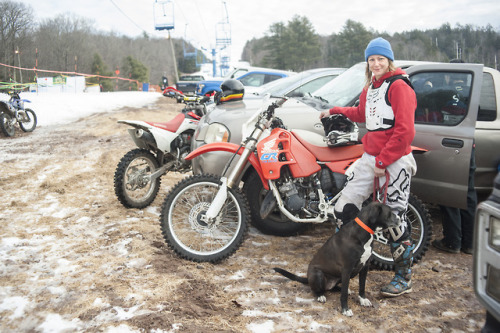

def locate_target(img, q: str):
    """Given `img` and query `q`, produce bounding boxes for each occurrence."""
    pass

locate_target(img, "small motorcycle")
[114,88,210,208]
[159,97,432,270]
[0,91,37,137]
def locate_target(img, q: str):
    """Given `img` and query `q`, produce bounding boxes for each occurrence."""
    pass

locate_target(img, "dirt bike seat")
[146,113,185,132]
[291,129,364,162]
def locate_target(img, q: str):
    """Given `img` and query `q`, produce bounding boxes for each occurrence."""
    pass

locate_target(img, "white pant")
[335,152,417,216]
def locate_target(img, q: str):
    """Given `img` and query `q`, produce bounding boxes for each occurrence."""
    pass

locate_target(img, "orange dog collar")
[355,217,374,235]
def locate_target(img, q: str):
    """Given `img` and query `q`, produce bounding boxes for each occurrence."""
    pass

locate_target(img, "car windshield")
[311,62,367,107]
[253,72,316,96]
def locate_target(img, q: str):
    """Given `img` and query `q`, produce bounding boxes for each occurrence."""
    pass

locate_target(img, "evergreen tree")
[89,53,113,91]
[120,55,148,90]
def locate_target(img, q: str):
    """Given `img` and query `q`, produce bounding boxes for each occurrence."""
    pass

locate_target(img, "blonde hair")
[365,59,397,86]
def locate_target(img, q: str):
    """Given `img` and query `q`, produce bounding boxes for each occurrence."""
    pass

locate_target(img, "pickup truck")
[191,61,500,210]
[474,170,500,331]
[175,74,205,96]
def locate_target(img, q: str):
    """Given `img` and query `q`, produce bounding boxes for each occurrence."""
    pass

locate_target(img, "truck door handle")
[442,138,464,148]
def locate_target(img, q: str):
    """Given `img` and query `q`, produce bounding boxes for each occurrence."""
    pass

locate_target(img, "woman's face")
[368,55,389,80]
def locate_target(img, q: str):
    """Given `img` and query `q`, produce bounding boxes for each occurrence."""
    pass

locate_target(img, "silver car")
[193,61,499,209]
[244,67,345,97]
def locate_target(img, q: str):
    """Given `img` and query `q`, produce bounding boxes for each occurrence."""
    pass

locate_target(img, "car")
[244,67,346,98]
[175,73,205,96]
[191,60,500,210]
[195,67,295,96]
[474,170,500,332]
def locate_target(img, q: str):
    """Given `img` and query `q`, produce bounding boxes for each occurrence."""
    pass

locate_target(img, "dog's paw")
[358,296,372,307]
[342,308,353,317]
[317,295,326,303]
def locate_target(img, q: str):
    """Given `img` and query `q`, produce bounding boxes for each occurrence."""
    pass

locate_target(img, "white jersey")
[365,79,395,131]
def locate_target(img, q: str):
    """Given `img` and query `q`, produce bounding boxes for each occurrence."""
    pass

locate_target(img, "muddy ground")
[0,96,487,332]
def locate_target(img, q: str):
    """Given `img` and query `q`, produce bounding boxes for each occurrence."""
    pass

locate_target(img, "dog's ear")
[368,202,383,225]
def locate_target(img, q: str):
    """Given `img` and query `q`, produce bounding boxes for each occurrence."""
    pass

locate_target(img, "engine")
[277,167,346,217]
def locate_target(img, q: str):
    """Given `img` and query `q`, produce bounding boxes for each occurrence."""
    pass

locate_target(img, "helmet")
[321,114,358,147]
[215,79,244,105]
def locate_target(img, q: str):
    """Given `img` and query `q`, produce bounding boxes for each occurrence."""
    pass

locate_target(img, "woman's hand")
[319,110,330,119]
[374,167,386,178]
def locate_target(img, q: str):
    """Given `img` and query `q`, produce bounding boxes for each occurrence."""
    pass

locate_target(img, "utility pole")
[15,47,22,84]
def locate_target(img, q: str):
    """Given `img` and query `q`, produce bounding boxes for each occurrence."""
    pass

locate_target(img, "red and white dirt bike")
[114,87,209,208]
[159,97,432,269]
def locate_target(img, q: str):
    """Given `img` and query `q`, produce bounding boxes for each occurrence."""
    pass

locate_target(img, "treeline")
[1,1,499,92]
[242,17,500,71]
[0,1,204,90]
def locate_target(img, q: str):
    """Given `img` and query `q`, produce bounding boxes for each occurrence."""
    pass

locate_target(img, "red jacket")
[330,68,416,169]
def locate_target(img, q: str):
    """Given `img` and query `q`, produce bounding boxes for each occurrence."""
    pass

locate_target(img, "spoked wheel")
[19,109,37,132]
[243,170,309,236]
[160,174,249,263]
[114,149,161,208]
[371,193,433,270]
[0,113,15,137]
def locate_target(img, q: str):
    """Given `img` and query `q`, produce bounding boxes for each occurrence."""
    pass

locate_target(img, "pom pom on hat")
[365,37,394,61]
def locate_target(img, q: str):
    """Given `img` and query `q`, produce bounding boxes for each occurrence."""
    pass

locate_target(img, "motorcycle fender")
[186,143,270,190]
[326,146,428,175]
[119,120,176,152]
[411,145,427,154]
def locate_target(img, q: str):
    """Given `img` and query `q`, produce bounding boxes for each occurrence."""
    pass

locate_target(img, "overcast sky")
[21,0,500,64]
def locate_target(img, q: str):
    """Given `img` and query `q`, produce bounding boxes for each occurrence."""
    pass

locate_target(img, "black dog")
[274,202,398,316]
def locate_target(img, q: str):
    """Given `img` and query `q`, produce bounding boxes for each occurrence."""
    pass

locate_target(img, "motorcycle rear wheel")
[114,148,161,208]
[160,174,249,263]
[19,109,37,132]
[370,193,433,271]
[243,170,310,236]
[0,113,15,137]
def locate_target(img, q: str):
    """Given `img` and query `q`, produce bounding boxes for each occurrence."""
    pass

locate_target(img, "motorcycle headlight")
[204,123,230,144]
[489,216,500,252]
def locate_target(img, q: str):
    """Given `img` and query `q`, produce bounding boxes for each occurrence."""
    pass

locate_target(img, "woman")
[320,37,417,297]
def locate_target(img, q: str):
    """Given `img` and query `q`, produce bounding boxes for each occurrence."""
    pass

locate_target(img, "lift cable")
[108,0,148,34]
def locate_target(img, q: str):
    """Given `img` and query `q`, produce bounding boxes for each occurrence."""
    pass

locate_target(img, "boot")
[380,239,415,297]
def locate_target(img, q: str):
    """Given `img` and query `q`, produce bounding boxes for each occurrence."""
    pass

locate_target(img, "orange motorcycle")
[159,98,431,269]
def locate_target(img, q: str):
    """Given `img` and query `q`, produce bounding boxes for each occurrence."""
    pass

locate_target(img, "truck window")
[412,72,473,126]
[478,72,497,122]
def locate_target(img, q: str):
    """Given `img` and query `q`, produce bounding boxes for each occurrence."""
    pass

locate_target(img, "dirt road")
[0,97,487,332]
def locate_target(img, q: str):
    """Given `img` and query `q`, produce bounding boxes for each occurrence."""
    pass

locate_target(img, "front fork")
[202,128,263,222]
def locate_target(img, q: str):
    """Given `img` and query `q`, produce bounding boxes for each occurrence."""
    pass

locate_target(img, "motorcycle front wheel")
[19,109,37,132]
[114,148,161,208]
[160,174,249,263]
[370,193,433,271]
[0,113,15,137]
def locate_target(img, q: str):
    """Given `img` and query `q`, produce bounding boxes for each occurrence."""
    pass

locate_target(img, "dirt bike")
[0,91,37,137]
[159,97,432,270]
[114,87,210,208]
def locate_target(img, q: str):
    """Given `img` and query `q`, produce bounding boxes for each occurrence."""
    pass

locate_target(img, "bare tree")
[0,0,34,82]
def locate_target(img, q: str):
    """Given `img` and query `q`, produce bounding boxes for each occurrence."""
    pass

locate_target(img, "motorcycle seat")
[146,113,185,132]
[291,129,364,162]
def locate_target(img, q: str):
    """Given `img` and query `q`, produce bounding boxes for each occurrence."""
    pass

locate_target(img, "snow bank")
[0,91,163,127]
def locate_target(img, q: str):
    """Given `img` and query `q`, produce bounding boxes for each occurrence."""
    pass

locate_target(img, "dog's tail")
[273,267,308,285]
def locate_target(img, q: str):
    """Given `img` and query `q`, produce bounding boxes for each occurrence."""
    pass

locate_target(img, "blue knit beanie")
[365,37,394,61]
